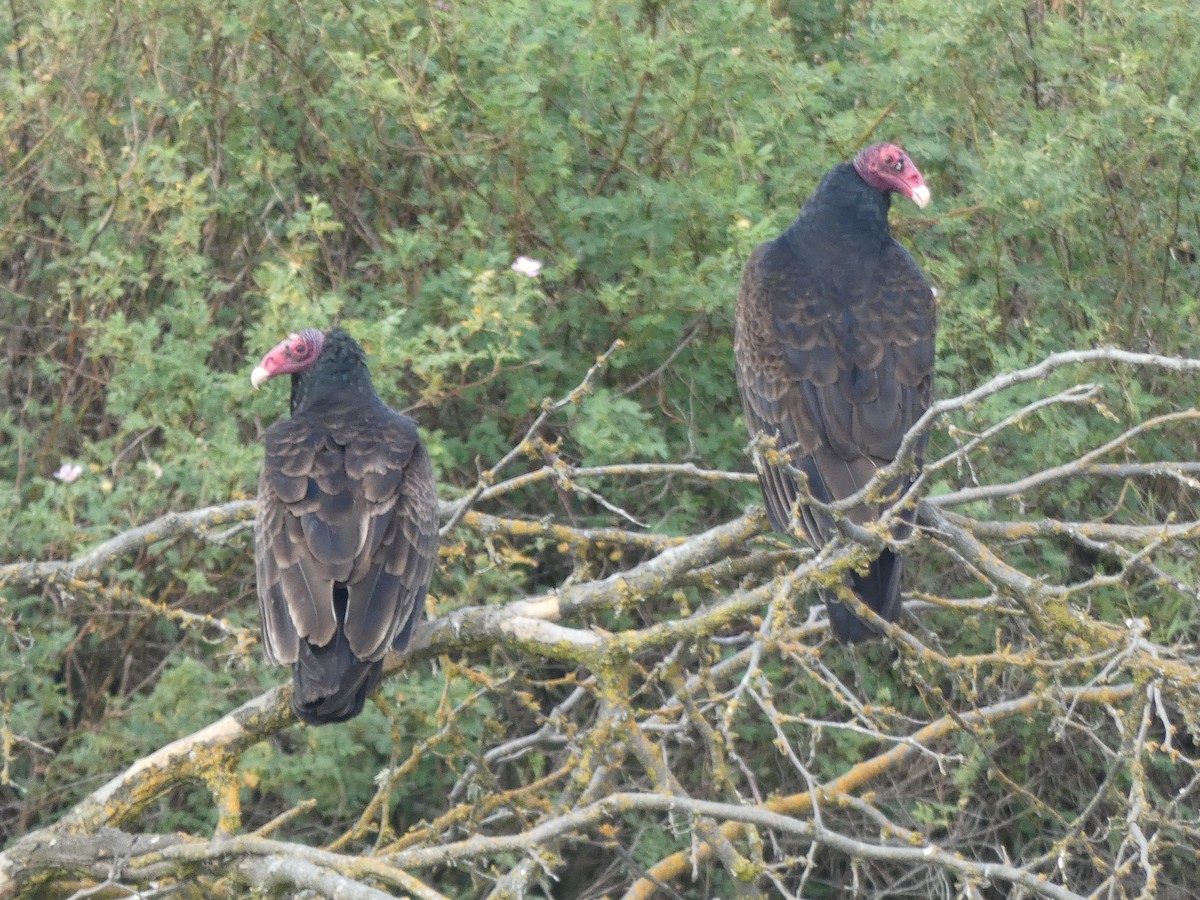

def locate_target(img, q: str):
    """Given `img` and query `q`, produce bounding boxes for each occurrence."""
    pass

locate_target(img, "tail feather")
[291,633,383,726]
[823,550,904,643]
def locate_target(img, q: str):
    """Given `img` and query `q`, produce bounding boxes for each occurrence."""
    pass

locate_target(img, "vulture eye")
[293,341,309,357]
[892,158,904,172]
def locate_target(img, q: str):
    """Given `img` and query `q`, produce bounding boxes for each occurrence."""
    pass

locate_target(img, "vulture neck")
[289,344,377,415]
[791,161,892,246]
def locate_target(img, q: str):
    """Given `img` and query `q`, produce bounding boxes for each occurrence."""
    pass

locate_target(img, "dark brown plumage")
[251,327,439,724]
[734,143,936,641]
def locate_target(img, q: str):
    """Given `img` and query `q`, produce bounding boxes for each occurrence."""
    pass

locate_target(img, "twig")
[439,339,625,537]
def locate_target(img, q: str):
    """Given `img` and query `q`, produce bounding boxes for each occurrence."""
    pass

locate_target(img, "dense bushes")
[2,0,1200,895]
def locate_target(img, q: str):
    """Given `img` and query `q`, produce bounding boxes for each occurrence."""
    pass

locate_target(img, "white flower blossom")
[54,462,84,484]
[511,255,543,278]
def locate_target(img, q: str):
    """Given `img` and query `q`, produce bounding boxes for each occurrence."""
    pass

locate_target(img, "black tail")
[823,550,904,643]
[291,634,383,726]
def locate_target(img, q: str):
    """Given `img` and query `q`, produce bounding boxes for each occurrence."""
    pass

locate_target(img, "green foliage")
[2,0,1200,894]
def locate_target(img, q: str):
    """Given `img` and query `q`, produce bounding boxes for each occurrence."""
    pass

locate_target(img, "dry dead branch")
[3,349,1200,899]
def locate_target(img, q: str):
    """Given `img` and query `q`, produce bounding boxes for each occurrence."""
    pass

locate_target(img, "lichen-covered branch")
[4,350,1200,899]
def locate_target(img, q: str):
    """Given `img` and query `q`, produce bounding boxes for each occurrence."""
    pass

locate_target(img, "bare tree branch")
[6,348,1200,899]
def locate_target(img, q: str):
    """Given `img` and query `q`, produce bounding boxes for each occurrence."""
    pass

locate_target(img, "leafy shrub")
[2,1,1199,894]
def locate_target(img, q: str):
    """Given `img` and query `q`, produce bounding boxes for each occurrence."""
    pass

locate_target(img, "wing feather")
[343,438,439,659]
[256,404,439,668]
[735,233,935,545]
[255,474,302,664]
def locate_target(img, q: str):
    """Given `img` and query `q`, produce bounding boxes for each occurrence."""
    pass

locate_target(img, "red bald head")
[853,143,931,209]
[250,328,326,389]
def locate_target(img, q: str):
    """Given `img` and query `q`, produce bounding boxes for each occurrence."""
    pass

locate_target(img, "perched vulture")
[251,327,439,724]
[734,143,936,642]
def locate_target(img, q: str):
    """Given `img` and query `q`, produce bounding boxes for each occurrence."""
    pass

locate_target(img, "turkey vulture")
[250,327,439,724]
[734,143,935,642]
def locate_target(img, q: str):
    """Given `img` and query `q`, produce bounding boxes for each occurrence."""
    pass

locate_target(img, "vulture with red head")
[251,327,438,724]
[734,143,936,641]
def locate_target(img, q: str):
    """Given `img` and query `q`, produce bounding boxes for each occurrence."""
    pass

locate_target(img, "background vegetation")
[2,0,1199,897]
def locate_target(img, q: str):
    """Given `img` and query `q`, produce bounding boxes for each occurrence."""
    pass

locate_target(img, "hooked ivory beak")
[910,184,931,209]
[250,365,271,390]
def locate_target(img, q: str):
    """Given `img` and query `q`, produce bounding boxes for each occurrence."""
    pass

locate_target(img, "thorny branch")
[3,349,1200,898]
